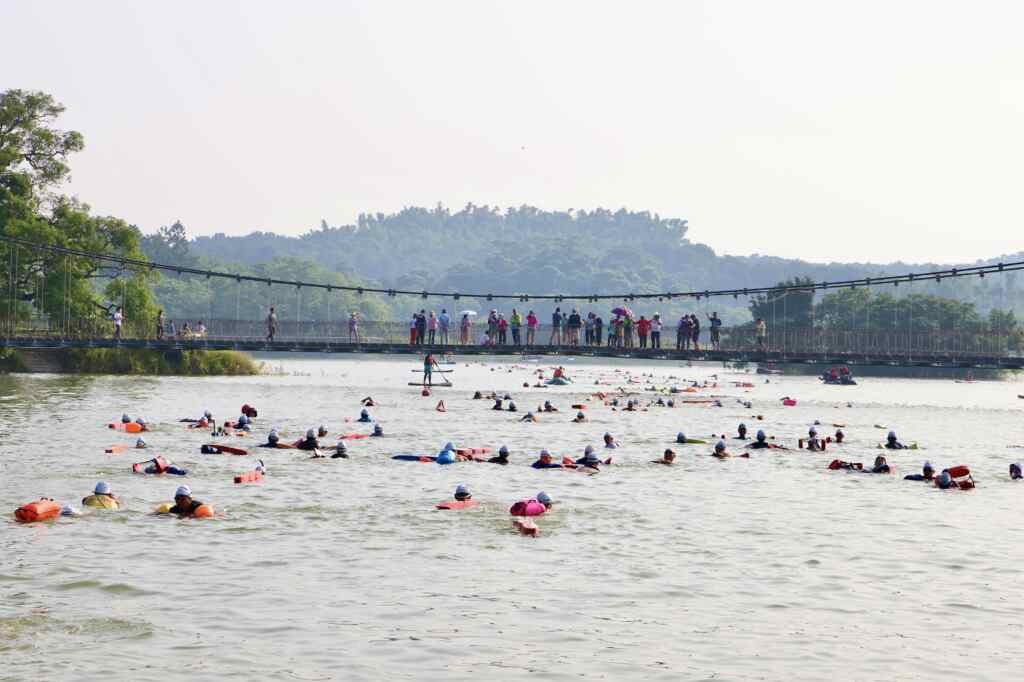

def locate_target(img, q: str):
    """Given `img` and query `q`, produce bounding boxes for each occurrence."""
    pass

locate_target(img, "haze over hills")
[172,204,1024,323]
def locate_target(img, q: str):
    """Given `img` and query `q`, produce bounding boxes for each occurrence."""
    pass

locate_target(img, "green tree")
[748,277,815,327]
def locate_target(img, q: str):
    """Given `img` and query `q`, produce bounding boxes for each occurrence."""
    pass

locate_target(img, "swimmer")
[935,470,956,489]
[235,414,251,432]
[371,424,384,437]
[361,397,376,406]
[575,445,601,469]
[531,449,565,469]
[165,485,207,517]
[492,398,504,411]
[357,408,372,423]
[488,446,510,465]
[834,429,845,443]
[135,456,187,476]
[472,391,483,400]
[904,461,935,482]
[869,455,891,474]
[520,412,538,423]
[507,401,517,413]
[454,484,472,502]
[712,440,730,458]
[332,441,348,459]
[436,400,447,412]
[135,437,147,449]
[82,481,120,509]
[317,424,328,438]
[652,449,676,465]
[259,429,281,448]
[134,417,149,431]
[737,423,748,440]
[655,398,665,407]
[297,429,320,451]
[748,430,771,449]
[603,432,618,449]
[804,427,824,452]
[676,432,689,444]
[885,431,905,450]
[537,491,554,510]
[1011,463,1023,480]
[828,459,863,471]
[543,401,558,413]
[666,399,675,407]
[572,411,587,423]
[121,413,131,424]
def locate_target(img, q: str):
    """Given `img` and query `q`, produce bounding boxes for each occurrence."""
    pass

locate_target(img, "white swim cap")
[175,485,192,498]
[94,481,111,495]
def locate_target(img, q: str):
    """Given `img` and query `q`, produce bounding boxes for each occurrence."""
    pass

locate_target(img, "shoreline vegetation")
[1,348,261,376]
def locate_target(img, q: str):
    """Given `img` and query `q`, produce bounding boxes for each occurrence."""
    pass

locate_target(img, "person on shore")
[460,313,471,345]
[409,313,418,345]
[637,316,650,349]
[904,461,935,482]
[510,308,522,345]
[416,310,427,345]
[594,315,604,346]
[650,314,662,349]
[568,309,582,346]
[690,314,701,351]
[497,314,508,344]
[584,313,595,346]
[266,307,277,342]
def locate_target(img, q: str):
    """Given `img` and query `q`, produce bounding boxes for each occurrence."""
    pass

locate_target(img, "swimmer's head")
[676,432,687,443]
[306,428,315,439]
[499,445,509,456]
[537,491,553,508]
[756,430,766,441]
[1011,463,1023,480]
[454,484,471,501]
[663,449,676,462]
[923,461,934,475]
[715,440,726,452]
[94,481,111,495]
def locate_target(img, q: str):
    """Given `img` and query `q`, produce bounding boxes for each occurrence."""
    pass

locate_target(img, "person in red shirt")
[637,316,651,349]
[526,311,538,346]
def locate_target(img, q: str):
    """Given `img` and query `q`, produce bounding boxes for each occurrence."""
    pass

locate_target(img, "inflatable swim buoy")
[108,422,143,433]
[455,447,491,457]
[512,518,540,536]
[509,500,546,517]
[82,495,120,509]
[193,504,215,518]
[436,500,480,510]
[15,499,61,523]
[234,469,263,484]
[782,399,797,407]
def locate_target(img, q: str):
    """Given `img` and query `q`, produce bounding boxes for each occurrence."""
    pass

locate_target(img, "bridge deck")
[3,336,1022,369]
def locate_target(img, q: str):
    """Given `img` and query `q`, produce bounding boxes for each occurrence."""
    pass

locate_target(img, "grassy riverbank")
[3,348,261,376]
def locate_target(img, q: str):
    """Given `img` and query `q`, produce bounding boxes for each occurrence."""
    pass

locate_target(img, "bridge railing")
[1,316,1018,357]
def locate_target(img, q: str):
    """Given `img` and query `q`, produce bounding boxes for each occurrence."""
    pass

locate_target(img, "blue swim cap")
[584,445,594,455]
[715,440,726,451]
[756,430,765,440]
[455,484,469,496]
[436,450,456,465]
[537,491,552,505]
[94,481,110,495]
[888,431,896,439]
[540,448,551,457]
[443,442,455,452]
[499,445,509,455]
[676,432,686,442]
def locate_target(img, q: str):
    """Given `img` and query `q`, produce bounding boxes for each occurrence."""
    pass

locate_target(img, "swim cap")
[443,442,455,452]
[756,430,765,440]
[540,448,551,457]
[122,413,130,421]
[337,441,347,452]
[175,485,192,498]
[603,432,611,438]
[537,491,552,505]
[676,432,686,442]
[306,429,315,439]
[577,411,585,419]
[455,484,469,496]
[94,481,111,495]
[361,408,369,415]
[923,461,934,471]
[204,410,212,418]
[373,424,383,433]
[809,427,817,435]
[715,440,726,452]
[888,431,896,439]
[268,430,279,443]
[585,445,594,455]
[739,423,746,428]
[135,417,146,426]
[939,471,951,487]
[136,437,146,446]
[499,445,509,455]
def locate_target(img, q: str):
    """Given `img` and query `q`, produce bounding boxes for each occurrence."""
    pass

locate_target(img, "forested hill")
[179,204,1022,322]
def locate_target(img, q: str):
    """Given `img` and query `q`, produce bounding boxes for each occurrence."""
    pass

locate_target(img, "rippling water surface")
[3,355,1024,681]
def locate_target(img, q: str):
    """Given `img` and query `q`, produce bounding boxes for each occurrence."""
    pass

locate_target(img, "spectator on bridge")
[438,309,450,345]
[690,314,701,351]
[195,320,207,338]
[623,315,634,349]
[594,315,604,346]
[416,310,427,345]
[584,313,595,345]
[526,310,538,345]
[156,309,165,341]
[459,313,471,345]
[266,307,277,342]
[428,311,438,344]
[167,319,176,338]
[637,315,651,348]
[708,312,722,350]
[497,314,508,344]
[550,308,562,346]
[756,318,767,351]
[510,308,522,345]
[676,315,689,350]
[181,321,192,338]
[409,313,418,344]
[567,309,582,346]
[651,314,662,348]
[112,306,124,341]
[349,312,360,344]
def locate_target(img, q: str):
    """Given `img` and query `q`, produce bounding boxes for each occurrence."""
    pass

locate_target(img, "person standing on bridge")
[266,307,277,342]
[594,315,604,346]
[428,311,438,344]
[756,318,767,351]
[349,311,360,344]
[690,314,701,351]
[438,309,450,345]
[112,306,124,341]
[550,308,562,346]
[409,313,418,344]
[416,310,427,345]
[526,310,538,345]
[637,315,650,349]
[510,308,522,345]
[708,312,722,350]
[459,313,471,345]
[651,314,662,349]
[156,310,165,341]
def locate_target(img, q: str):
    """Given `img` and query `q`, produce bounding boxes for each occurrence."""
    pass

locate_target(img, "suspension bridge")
[2,235,1022,369]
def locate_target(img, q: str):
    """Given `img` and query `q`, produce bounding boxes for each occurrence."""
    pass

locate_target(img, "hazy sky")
[5,1,1023,263]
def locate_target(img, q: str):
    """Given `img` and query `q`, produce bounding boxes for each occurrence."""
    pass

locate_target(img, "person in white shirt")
[112,306,124,340]
[651,314,663,349]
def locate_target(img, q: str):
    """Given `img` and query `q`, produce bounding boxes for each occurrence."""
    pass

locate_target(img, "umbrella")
[612,307,627,316]
[459,310,478,317]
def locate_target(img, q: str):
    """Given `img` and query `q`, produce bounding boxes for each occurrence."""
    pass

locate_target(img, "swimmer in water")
[259,429,281,448]
[603,432,618,449]
[361,397,376,406]
[1011,463,1023,480]
[652,449,676,465]
[712,440,729,458]
[543,401,558,413]
[676,432,689,444]
[492,398,504,411]
[572,411,587,423]
[121,413,131,424]
[165,485,207,517]
[507,401,517,413]
[577,446,603,471]
[520,412,538,423]
[935,470,956,489]
[454,484,472,502]
[135,437,147,449]
[537,491,554,510]
[869,455,891,474]
[357,408,372,423]
[297,429,320,451]
[904,461,935,482]
[82,481,121,509]
[472,391,483,400]
[317,424,328,438]
[737,423,748,440]
[331,441,348,458]
[531,449,565,469]
[805,427,824,451]
[748,430,771,449]
[488,446,510,465]
[371,424,384,437]
[834,429,845,444]
[884,431,905,449]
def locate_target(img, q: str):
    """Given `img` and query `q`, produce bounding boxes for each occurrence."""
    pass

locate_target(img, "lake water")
[3,354,1024,681]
